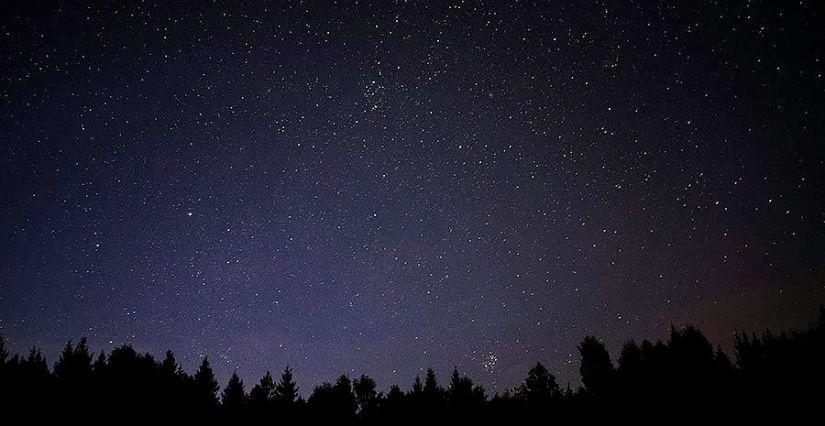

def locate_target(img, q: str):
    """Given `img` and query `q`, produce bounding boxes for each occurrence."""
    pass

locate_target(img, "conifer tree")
[353,374,378,417]
[193,357,219,409]
[222,372,246,410]
[275,366,299,404]
[249,371,275,408]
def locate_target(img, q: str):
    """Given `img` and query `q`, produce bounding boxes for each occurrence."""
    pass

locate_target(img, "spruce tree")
[193,357,219,409]
[221,372,246,410]
[275,366,299,404]
[249,371,275,408]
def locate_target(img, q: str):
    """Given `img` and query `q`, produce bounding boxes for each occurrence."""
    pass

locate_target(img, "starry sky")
[1,1,824,393]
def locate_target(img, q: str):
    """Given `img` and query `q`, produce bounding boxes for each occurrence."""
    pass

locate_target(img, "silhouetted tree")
[193,357,219,410]
[419,368,446,419]
[0,308,823,420]
[222,371,246,411]
[423,368,439,395]
[23,347,49,376]
[381,384,406,420]
[410,374,423,397]
[160,350,179,377]
[353,374,378,419]
[156,350,186,410]
[275,366,299,404]
[516,362,559,409]
[308,375,356,423]
[53,338,93,409]
[617,340,643,400]
[270,366,300,420]
[405,374,425,420]
[335,374,357,418]
[446,367,485,421]
[17,347,53,411]
[92,351,106,373]
[249,371,275,410]
[669,325,715,392]
[579,336,615,400]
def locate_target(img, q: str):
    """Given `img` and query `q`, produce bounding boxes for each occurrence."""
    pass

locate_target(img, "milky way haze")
[1,1,824,392]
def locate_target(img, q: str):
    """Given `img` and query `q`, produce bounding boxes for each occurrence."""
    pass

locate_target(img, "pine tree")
[160,350,179,377]
[92,352,107,375]
[193,357,219,409]
[334,374,357,417]
[222,371,246,410]
[249,371,275,408]
[447,367,485,414]
[383,383,406,419]
[74,338,92,373]
[422,367,444,416]
[411,375,423,396]
[387,384,405,402]
[24,347,49,378]
[275,366,299,404]
[448,367,469,406]
[424,368,440,396]
[53,341,75,380]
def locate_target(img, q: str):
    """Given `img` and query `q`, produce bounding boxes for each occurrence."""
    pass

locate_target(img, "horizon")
[2,308,821,396]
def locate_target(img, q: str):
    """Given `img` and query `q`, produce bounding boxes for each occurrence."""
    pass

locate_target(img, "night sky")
[1,1,824,393]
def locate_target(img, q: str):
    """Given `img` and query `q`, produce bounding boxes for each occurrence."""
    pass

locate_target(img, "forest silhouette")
[1,308,822,422]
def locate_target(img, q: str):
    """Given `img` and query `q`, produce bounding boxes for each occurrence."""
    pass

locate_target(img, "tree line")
[1,308,822,421]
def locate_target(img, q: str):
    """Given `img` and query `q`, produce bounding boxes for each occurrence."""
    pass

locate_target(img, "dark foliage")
[0,308,823,422]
